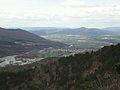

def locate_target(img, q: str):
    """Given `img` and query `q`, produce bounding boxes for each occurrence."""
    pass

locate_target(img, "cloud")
[0,0,120,28]
[60,0,120,20]
[62,0,91,7]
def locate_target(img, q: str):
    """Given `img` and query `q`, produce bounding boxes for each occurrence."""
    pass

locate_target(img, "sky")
[0,0,120,28]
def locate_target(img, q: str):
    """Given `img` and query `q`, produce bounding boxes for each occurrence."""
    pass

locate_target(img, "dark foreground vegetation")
[0,44,120,90]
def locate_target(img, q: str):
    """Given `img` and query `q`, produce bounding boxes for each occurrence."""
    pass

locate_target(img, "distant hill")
[27,27,112,36]
[21,27,71,35]
[53,27,111,36]
[0,27,67,57]
[21,27,58,31]
[0,44,120,90]
[104,27,120,32]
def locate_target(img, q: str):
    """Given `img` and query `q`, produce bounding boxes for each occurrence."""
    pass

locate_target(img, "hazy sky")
[0,0,120,28]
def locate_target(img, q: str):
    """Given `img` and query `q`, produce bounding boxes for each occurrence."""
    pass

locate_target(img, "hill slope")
[104,27,120,32]
[0,44,120,90]
[0,27,67,57]
[21,27,71,35]
[53,27,111,35]
[26,27,111,36]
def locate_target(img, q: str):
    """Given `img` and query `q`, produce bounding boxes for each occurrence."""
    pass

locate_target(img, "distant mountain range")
[21,27,72,35]
[103,27,120,32]
[52,27,112,36]
[24,27,115,36]
[0,27,67,57]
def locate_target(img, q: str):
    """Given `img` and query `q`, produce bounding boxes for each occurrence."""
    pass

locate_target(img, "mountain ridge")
[27,27,112,36]
[103,27,120,32]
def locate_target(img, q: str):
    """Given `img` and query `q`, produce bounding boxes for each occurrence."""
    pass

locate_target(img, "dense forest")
[0,44,120,90]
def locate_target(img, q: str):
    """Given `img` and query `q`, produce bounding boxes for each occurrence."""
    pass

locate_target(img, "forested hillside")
[0,27,67,57]
[0,44,120,90]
